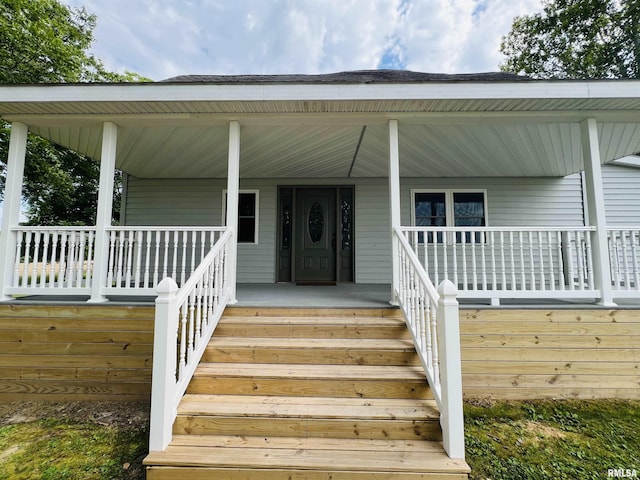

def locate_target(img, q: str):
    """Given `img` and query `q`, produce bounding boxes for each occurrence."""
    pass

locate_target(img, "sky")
[59,0,543,81]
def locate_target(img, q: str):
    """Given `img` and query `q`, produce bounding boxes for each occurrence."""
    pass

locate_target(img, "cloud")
[60,0,540,80]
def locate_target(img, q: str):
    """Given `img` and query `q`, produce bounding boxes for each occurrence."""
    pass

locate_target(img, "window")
[411,190,487,242]
[222,190,259,244]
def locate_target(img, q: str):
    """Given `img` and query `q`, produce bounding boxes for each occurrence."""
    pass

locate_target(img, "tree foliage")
[0,0,145,225]
[500,0,640,79]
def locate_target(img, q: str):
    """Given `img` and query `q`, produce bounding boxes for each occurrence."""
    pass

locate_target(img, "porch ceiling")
[5,78,640,178]
[26,120,640,178]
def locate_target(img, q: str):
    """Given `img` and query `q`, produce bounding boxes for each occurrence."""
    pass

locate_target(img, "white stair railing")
[393,226,465,460]
[148,228,232,452]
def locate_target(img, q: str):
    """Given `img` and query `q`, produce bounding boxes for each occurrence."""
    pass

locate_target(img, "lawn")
[0,399,638,479]
[465,399,640,480]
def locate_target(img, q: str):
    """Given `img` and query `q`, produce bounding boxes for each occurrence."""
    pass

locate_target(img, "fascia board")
[1,80,640,104]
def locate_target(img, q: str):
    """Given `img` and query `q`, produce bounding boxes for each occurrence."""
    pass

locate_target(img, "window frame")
[411,189,488,243]
[222,189,260,245]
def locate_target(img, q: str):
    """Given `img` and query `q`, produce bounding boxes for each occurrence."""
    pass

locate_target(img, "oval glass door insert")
[308,202,324,243]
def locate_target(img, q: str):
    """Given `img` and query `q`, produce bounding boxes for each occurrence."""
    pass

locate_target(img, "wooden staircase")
[144,307,470,479]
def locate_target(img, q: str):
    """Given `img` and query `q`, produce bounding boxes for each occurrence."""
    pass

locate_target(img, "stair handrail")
[149,227,233,452]
[393,226,465,459]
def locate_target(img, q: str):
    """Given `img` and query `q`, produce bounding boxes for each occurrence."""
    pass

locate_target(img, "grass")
[0,400,638,479]
[465,399,640,480]
[0,402,148,480]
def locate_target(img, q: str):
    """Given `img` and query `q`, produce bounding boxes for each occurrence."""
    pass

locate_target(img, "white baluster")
[86,230,95,288]
[107,230,116,288]
[631,230,640,290]
[470,230,478,290]
[21,230,32,287]
[490,231,496,290]
[585,232,595,290]
[58,232,68,288]
[528,231,536,291]
[621,230,630,289]
[144,231,152,289]
[171,231,179,283]
[190,231,197,279]
[499,231,506,291]
[49,233,59,288]
[40,232,50,288]
[76,231,86,288]
[460,232,467,291]
[546,231,554,290]
[433,231,440,286]
[30,231,41,288]
[480,231,487,290]
[134,230,143,288]
[537,231,545,290]
[161,230,169,280]
[518,231,525,290]
[451,233,458,288]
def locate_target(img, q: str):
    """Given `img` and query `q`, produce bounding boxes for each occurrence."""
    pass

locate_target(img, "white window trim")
[222,189,260,245]
[411,189,489,227]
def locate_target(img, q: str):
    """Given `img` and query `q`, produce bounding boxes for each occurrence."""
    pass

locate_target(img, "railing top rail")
[175,228,232,305]
[10,225,97,232]
[393,226,440,301]
[105,226,227,232]
[607,226,640,231]
[398,226,596,232]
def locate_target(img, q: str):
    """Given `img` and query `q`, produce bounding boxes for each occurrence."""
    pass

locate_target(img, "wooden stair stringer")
[144,307,470,479]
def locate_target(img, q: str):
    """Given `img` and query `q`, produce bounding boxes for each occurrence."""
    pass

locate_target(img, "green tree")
[0,0,146,225]
[500,0,640,79]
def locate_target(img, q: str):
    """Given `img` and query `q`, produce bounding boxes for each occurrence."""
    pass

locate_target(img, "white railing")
[104,227,226,294]
[393,227,464,459]
[608,227,640,295]
[5,226,226,297]
[399,226,598,300]
[149,228,232,452]
[7,226,97,295]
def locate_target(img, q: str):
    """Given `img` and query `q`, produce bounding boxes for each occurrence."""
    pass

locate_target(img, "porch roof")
[2,70,640,179]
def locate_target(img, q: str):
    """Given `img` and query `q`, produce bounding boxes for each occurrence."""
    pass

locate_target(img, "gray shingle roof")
[160,69,528,84]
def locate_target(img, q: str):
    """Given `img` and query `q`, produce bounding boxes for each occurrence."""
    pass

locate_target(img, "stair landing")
[144,307,470,479]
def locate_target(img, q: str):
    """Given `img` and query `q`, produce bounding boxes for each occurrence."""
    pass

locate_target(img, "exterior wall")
[460,308,640,400]
[124,175,588,284]
[602,163,640,225]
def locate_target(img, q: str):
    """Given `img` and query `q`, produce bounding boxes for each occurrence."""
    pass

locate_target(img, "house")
[1,70,639,478]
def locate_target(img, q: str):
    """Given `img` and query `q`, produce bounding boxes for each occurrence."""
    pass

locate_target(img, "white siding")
[354,181,391,283]
[602,164,640,225]
[125,175,587,285]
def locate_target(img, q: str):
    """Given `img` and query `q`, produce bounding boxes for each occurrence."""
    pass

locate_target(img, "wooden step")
[204,336,420,365]
[215,315,410,339]
[173,394,441,440]
[145,436,470,479]
[187,363,432,399]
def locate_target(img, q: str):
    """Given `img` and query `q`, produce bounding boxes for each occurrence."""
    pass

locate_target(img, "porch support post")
[388,119,401,305]
[88,122,118,303]
[580,118,614,306]
[225,120,240,304]
[0,122,28,301]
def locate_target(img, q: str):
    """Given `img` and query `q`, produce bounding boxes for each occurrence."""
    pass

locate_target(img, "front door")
[295,188,336,283]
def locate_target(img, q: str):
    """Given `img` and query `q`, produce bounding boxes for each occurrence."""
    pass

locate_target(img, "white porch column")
[580,118,614,306]
[0,122,28,301]
[225,120,240,304]
[388,119,401,305]
[89,122,118,303]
